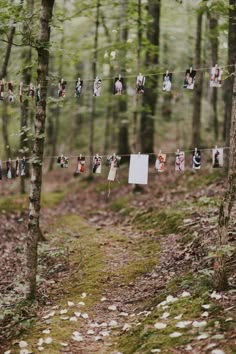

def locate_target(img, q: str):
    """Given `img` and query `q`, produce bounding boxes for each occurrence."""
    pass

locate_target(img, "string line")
[0,147,231,163]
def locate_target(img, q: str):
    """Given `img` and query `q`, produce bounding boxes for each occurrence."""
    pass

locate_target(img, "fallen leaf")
[37,347,44,352]
[101,297,107,302]
[202,304,211,309]
[81,313,89,319]
[212,334,224,340]
[166,295,178,303]
[109,320,118,327]
[151,350,161,353]
[95,336,102,341]
[69,316,78,322]
[44,337,53,344]
[181,291,191,297]
[4,351,11,354]
[60,309,68,315]
[90,322,100,328]
[19,341,28,348]
[176,321,192,328]
[201,311,209,318]
[192,320,207,328]
[99,330,110,337]
[72,331,83,342]
[211,350,225,354]
[210,291,222,300]
[122,323,131,331]
[108,305,117,311]
[81,292,87,298]
[174,314,183,320]
[87,329,95,335]
[74,312,81,317]
[197,333,209,340]
[78,301,85,306]
[169,332,182,338]
[154,322,167,329]
[42,311,55,319]
[119,312,129,317]
[161,312,170,319]
[99,322,108,328]
[60,343,68,347]
[60,316,69,320]
[37,338,44,346]
[42,329,50,334]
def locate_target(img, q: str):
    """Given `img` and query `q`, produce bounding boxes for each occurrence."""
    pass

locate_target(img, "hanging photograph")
[136,73,145,94]
[114,76,124,95]
[210,64,223,88]
[6,158,12,179]
[162,71,172,92]
[192,148,201,169]
[212,147,223,168]
[93,77,102,96]
[75,78,83,97]
[20,157,27,176]
[58,78,67,97]
[75,156,85,174]
[107,154,121,181]
[128,154,149,185]
[0,160,2,180]
[57,154,69,168]
[175,150,185,171]
[155,153,167,172]
[183,66,196,90]
[27,83,35,98]
[8,82,14,102]
[19,82,23,103]
[93,154,102,173]
[0,79,5,100]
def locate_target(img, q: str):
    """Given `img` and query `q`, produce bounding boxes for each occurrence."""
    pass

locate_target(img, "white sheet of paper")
[128,154,149,185]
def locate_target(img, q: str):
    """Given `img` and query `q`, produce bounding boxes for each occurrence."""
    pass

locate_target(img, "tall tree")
[25,0,55,300]
[192,4,204,147]
[117,0,130,159]
[140,0,161,154]
[223,0,236,149]
[208,10,219,140]
[213,64,236,291]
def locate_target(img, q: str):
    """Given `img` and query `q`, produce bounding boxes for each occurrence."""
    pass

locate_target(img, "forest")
[0,0,236,353]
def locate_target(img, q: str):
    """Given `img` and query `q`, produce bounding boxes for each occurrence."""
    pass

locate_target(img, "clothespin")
[118,74,121,80]
[79,154,82,159]
[159,149,162,155]
[138,152,141,157]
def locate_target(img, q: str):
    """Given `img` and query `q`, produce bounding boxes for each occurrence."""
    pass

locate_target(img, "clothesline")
[0,146,231,163]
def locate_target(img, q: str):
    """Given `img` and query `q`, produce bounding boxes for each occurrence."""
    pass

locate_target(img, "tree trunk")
[25,0,55,300]
[223,0,236,150]
[1,101,12,157]
[140,0,160,154]
[208,12,219,140]
[213,64,236,291]
[117,0,130,160]
[89,0,100,169]
[192,9,203,147]
[20,0,34,194]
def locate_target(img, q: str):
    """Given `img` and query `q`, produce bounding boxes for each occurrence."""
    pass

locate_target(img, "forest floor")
[0,165,236,354]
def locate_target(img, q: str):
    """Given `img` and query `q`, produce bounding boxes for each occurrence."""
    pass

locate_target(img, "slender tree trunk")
[213,64,236,291]
[140,0,160,154]
[1,102,12,157]
[20,0,34,194]
[192,10,203,147]
[223,0,236,150]
[89,0,100,168]
[117,0,130,159]
[25,0,55,300]
[208,12,219,140]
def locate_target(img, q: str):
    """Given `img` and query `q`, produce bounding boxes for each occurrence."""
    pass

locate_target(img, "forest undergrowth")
[0,165,235,354]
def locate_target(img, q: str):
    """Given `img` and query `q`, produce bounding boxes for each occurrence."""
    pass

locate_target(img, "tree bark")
[192,9,203,147]
[25,0,55,300]
[213,64,236,291]
[140,0,160,154]
[223,0,236,149]
[208,12,219,140]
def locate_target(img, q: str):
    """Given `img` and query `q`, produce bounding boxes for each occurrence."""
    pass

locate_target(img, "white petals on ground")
[211,350,225,354]
[212,334,224,340]
[201,311,209,317]
[37,347,44,352]
[44,337,53,344]
[192,320,207,328]
[166,295,178,303]
[210,291,222,300]
[225,317,233,322]
[101,297,107,302]
[90,322,100,328]
[67,301,75,307]
[109,320,118,327]
[74,312,81,317]
[60,342,68,347]
[4,351,11,354]
[161,312,170,319]
[19,341,28,348]
[78,301,85,306]
[60,309,68,315]
[37,338,44,346]
[174,314,183,320]
[87,329,95,335]
[154,322,167,329]
[99,329,110,337]
[186,344,193,351]
[119,312,129,317]
[69,316,78,322]
[176,321,192,328]
[81,313,89,319]
[197,333,209,340]
[72,331,83,342]
[181,291,191,297]
[151,350,161,353]
[42,311,55,319]
[60,316,69,320]
[169,332,182,338]
[81,292,87,298]
[122,323,131,331]
[206,343,217,349]
[42,329,51,334]
[108,305,117,311]
[95,335,102,341]
[202,304,211,309]
[19,350,31,354]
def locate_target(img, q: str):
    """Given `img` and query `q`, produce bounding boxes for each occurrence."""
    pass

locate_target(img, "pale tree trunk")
[117,0,130,160]
[208,12,219,140]
[25,0,55,300]
[140,0,160,155]
[20,0,34,194]
[89,0,100,170]
[192,9,204,147]
[213,64,236,291]
[223,0,236,150]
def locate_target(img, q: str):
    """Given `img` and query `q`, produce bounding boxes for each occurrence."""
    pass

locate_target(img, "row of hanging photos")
[0,147,223,182]
[0,65,223,102]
